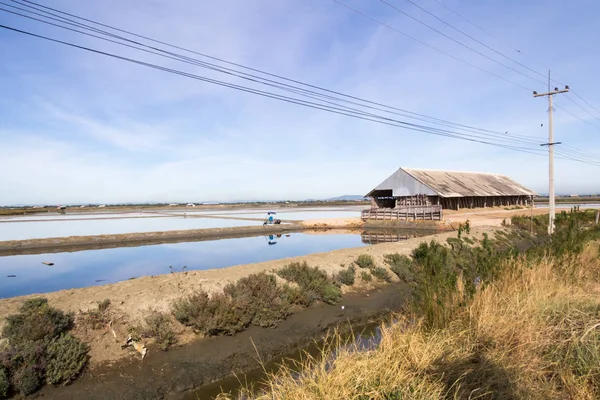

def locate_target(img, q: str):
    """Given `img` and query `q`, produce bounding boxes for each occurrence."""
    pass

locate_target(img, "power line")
[1,0,545,147]
[429,0,567,83]
[399,0,549,82]
[562,95,600,125]
[570,90,600,120]
[0,23,564,159]
[330,0,533,91]
[4,0,532,136]
[3,5,600,166]
[554,103,600,131]
[377,0,546,86]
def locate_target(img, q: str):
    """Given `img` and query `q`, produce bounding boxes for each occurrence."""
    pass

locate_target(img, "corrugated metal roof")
[403,168,537,197]
[367,167,537,198]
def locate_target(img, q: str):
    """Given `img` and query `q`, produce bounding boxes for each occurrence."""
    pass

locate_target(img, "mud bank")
[0,224,304,256]
[38,284,409,400]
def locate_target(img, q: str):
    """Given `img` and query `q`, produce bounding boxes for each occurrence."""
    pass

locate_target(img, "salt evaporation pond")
[0,230,430,298]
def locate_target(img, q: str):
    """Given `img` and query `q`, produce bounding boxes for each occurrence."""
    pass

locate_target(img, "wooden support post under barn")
[362,167,536,222]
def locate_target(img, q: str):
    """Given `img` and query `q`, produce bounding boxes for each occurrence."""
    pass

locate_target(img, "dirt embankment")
[0,224,303,256]
[38,284,408,400]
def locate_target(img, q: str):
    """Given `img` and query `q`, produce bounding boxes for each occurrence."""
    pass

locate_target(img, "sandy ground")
[298,206,564,231]
[443,205,575,227]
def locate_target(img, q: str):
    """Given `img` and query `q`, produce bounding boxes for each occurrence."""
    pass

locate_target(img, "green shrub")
[321,285,342,305]
[46,334,88,385]
[370,267,391,283]
[173,290,244,335]
[141,312,177,351]
[201,293,249,336]
[0,367,8,398]
[384,254,413,282]
[277,262,341,305]
[12,364,43,396]
[361,271,372,282]
[334,265,356,286]
[2,298,73,346]
[355,254,374,269]
[224,272,291,328]
[173,272,295,336]
[172,291,210,326]
[20,298,49,313]
[0,298,88,396]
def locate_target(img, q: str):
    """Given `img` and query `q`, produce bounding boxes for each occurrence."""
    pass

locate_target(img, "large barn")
[363,167,536,220]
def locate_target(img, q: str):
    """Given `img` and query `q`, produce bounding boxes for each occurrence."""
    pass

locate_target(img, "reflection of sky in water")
[0,233,367,298]
[0,217,263,241]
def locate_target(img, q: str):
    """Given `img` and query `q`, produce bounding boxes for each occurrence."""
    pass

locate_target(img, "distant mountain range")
[325,195,368,201]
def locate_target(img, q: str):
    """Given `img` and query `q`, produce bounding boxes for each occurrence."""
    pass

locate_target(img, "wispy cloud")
[1,0,599,204]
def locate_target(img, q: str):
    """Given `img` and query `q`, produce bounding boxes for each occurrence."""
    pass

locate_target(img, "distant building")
[363,167,536,220]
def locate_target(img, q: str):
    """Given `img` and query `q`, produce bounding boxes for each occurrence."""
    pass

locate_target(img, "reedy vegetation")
[217,209,600,399]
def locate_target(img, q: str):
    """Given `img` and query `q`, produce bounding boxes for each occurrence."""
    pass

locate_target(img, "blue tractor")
[263,211,281,226]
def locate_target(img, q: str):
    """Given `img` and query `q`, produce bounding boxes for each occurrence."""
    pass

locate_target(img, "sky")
[1,0,600,205]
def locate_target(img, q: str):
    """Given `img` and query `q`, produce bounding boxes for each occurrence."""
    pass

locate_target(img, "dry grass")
[218,242,600,400]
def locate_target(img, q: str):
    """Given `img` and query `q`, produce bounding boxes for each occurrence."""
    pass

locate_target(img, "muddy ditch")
[36,284,409,400]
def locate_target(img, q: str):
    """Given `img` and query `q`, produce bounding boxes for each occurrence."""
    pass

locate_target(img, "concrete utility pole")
[533,71,569,235]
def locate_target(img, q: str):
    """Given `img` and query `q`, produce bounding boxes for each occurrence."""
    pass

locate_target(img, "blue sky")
[1,0,599,205]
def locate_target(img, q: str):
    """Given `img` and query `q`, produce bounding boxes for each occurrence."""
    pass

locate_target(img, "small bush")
[201,293,249,336]
[173,272,295,336]
[0,367,8,398]
[334,265,356,286]
[224,272,291,328]
[78,300,111,330]
[355,254,375,269]
[97,299,110,313]
[173,291,243,335]
[277,262,341,305]
[46,334,88,385]
[0,298,88,396]
[361,271,372,282]
[371,267,391,282]
[12,364,43,396]
[384,254,413,281]
[2,298,73,346]
[172,291,209,326]
[141,312,177,351]
[321,285,342,305]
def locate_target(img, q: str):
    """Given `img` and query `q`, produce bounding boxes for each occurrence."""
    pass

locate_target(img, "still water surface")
[0,231,432,298]
[0,233,365,298]
[0,217,271,241]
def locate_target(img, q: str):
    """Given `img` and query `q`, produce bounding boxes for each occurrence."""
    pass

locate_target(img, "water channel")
[0,230,431,298]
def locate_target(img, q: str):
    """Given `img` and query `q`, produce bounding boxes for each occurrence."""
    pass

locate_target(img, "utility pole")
[533,71,569,235]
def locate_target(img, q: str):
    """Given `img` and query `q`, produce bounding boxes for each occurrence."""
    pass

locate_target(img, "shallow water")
[0,216,270,241]
[0,230,431,298]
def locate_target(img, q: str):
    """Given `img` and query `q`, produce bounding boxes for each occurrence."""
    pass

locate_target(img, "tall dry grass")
[218,242,600,400]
